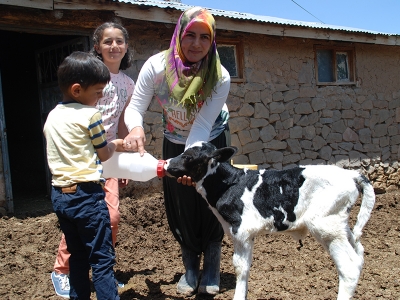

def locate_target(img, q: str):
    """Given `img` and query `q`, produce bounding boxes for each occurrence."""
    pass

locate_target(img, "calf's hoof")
[177,274,198,296]
[198,284,219,295]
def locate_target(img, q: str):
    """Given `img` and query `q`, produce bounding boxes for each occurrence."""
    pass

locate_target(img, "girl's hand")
[118,178,129,188]
[123,127,146,155]
[177,175,196,187]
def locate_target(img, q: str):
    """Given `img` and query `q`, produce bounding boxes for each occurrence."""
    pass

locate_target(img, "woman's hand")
[177,175,196,187]
[123,127,146,155]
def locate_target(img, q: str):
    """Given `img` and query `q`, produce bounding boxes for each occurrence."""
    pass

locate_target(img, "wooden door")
[0,70,13,213]
[35,37,90,194]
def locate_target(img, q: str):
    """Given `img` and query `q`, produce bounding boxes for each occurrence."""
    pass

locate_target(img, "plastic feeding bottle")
[101,152,166,182]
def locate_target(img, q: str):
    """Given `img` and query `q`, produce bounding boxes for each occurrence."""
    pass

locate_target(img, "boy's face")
[73,83,106,106]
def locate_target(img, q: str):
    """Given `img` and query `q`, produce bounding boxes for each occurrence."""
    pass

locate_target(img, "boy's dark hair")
[91,22,133,70]
[57,51,110,94]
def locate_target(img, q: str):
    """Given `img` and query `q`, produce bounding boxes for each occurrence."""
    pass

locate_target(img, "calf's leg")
[307,215,363,300]
[232,237,255,300]
[329,238,364,300]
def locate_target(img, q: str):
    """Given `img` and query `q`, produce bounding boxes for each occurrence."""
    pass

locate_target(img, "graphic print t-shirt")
[96,71,135,142]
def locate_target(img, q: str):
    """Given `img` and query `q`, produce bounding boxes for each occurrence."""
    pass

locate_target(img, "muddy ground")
[0,183,399,300]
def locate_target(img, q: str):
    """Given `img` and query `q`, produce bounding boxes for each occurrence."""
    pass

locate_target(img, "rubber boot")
[177,245,201,296]
[198,241,221,295]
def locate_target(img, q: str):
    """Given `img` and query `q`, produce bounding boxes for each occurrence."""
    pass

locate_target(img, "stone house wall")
[129,32,400,193]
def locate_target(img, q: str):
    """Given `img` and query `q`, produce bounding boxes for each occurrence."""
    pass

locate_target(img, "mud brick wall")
[125,31,400,193]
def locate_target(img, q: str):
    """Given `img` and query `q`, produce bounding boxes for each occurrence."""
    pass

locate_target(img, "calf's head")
[166,142,237,182]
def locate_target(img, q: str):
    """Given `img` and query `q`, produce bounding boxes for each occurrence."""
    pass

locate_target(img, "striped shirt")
[43,102,107,187]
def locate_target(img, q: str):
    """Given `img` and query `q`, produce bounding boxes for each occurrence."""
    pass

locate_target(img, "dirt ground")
[1,183,399,300]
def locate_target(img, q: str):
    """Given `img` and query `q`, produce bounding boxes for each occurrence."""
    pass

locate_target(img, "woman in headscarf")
[123,7,231,296]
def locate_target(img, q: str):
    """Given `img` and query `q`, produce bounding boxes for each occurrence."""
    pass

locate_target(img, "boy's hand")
[98,139,124,162]
[113,139,125,152]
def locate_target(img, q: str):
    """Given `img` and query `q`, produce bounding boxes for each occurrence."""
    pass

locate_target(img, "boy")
[43,51,122,300]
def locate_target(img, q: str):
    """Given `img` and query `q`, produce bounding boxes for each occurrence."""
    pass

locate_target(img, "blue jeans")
[52,182,120,300]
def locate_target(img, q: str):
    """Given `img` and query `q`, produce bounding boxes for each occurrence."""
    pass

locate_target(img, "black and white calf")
[165,142,375,300]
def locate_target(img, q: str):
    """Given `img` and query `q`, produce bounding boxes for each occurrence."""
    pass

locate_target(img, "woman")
[123,7,230,296]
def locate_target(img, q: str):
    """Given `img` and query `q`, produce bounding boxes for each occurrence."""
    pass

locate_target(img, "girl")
[51,22,135,298]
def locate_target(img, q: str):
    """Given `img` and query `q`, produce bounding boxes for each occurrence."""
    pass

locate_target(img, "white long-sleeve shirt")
[124,52,230,149]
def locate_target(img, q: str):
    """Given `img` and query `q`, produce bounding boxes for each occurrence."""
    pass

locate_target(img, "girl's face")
[181,22,212,63]
[95,27,128,67]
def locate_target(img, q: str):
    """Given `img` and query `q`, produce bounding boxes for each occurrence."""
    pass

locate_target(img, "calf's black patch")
[254,168,305,230]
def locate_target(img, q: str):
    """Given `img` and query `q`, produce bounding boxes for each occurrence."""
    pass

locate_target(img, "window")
[217,40,244,82]
[314,46,355,85]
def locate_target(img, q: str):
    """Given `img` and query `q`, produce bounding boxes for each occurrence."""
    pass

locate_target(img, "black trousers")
[162,127,230,254]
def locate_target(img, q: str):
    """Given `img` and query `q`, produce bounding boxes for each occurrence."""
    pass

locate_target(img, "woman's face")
[95,27,128,67]
[181,22,212,63]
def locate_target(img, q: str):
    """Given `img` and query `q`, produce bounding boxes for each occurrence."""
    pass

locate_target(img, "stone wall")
[126,31,400,193]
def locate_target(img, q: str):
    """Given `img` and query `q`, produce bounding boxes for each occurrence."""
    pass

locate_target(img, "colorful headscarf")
[165,7,222,116]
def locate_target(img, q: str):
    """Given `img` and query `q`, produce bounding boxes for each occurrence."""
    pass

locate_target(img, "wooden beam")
[55,0,117,10]
[0,0,53,10]
[53,0,400,46]
[0,7,114,33]
[115,7,180,25]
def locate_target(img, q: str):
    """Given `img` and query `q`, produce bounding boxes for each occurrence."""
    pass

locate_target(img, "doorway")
[0,30,86,211]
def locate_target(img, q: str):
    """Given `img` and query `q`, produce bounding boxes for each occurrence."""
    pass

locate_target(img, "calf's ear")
[211,146,238,162]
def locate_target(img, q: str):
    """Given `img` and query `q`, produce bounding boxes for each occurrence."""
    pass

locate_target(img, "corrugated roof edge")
[118,0,398,36]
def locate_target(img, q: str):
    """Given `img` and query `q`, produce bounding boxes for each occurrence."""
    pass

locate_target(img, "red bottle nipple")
[157,160,167,178]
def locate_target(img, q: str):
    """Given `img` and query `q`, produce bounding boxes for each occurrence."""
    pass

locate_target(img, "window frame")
[217,39,245,83]
[314,45,356,86]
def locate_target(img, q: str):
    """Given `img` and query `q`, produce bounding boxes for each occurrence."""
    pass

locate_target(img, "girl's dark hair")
[91,22,133,70]
[57,51,110,94]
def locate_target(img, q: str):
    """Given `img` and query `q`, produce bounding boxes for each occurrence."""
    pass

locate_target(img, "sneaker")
[116,279,125,288]
[51,271,70,299]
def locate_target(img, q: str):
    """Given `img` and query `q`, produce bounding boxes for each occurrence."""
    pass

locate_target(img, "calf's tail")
[353,174,375,243]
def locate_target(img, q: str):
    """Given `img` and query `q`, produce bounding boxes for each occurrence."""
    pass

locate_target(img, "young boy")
[43,51,123,300]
